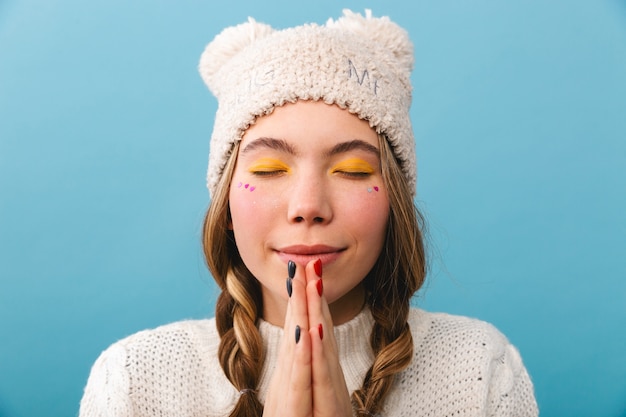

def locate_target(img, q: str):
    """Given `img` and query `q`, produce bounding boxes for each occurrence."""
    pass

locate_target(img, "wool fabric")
[79,308,538,416]
[199,9,417,196]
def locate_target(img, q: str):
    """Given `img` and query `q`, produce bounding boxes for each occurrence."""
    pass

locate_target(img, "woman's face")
[229,100,389,325]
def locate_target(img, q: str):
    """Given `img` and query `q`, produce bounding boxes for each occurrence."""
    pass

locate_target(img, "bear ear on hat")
[199,17,275,97]
[326,9,413,78]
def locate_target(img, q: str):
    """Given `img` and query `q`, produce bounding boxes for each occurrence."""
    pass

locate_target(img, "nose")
[287,176,332,225]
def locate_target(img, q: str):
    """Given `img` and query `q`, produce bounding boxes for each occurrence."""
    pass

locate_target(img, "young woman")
[80,10,538,417]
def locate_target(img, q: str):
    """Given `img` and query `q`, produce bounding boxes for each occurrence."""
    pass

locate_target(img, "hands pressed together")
[262,260,353,417]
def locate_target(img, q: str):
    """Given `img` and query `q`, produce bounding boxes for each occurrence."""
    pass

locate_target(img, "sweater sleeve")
[486,343,538,417]
[79,342,133,417]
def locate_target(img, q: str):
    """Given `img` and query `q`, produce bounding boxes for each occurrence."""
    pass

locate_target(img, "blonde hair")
[202,135,427,417]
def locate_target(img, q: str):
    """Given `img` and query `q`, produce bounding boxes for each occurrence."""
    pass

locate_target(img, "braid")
[215,269,264,417]
[352,135,427,415]
[203,142,265,417]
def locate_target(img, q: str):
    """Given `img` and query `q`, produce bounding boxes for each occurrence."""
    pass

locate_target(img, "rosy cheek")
[342,186,388,224]
[230,186,261,223]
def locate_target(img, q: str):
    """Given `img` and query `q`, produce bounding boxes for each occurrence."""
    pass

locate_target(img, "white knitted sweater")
[79,308,538,416]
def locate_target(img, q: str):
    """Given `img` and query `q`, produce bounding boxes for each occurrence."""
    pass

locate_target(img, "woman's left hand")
[302,259,353,417]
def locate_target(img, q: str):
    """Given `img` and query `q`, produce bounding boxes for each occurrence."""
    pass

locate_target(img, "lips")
[275,244,345,266]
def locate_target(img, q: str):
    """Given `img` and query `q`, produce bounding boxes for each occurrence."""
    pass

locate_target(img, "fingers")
[283,260,310,381]
[268,259,351,417]
[264,260,313,416]
[265,329,313,416]
[304,259,353,417]
[282,323,313,416]
[304,259,330,332]
[289,260,310,328]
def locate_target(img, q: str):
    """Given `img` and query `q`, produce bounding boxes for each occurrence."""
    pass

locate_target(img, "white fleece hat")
[199,9,416,196]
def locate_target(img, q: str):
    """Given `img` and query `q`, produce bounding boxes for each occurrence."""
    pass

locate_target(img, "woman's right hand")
[263,260,313,417]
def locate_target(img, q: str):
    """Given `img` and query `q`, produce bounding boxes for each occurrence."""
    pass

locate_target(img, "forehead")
[240,100,379,151]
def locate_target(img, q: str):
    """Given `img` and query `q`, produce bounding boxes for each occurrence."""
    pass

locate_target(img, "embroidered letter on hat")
[347,59,379,95]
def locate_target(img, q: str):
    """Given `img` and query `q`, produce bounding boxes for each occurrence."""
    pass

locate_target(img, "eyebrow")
[241,137,379,157]
[325,139,380,158]
[241,137,296,155]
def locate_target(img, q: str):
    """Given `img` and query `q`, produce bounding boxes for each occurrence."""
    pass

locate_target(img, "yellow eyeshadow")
[247,158,291,173]
[331,158,375,173]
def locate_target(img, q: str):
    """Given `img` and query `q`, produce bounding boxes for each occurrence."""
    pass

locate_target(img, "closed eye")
[334,171,372,178]
[330,158,375,179]
[248,158,291,177]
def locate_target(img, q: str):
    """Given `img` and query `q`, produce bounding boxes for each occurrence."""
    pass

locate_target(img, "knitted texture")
[79,309,538,417]
[198,9,416,196]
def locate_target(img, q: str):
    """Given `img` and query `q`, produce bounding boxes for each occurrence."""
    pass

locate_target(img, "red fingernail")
[318,323,324,340]
[316,278,323,297]
[314,259,322,277]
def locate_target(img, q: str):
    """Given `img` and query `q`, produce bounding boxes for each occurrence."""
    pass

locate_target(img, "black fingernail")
[295,325,301,344]
[286,277,293,298]
[288,260,296,279]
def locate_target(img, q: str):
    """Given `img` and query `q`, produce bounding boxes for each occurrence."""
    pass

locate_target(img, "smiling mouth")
[275,245,345,266]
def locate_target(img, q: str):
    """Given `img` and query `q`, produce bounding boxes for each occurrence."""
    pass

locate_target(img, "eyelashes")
[247,158,291,177]
[330,158,375,178]
[247,158,376,178]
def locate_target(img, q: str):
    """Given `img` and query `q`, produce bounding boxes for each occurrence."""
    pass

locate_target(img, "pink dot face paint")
[237,158,293,193]
[367,186,380,193]
[237,182,256,192]
[237,182,256,191]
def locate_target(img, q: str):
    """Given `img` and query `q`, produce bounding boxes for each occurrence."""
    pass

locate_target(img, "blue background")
[1,1,625,416]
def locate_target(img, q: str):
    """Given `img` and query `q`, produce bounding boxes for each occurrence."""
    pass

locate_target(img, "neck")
[329,283,366,325]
